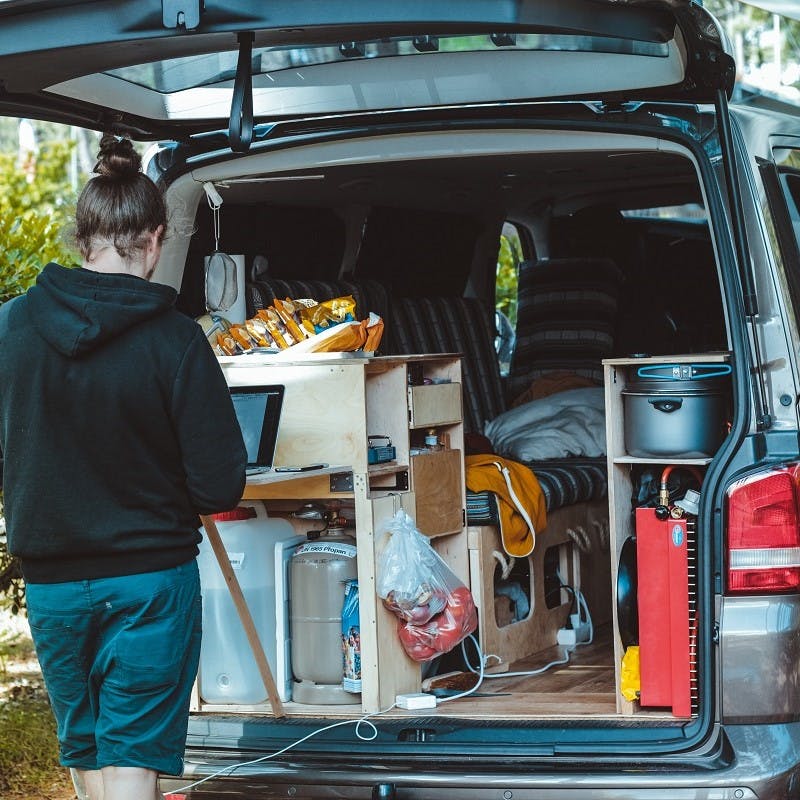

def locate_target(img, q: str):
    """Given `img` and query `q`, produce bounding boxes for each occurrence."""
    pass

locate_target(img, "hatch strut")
[714,87,771,430]
[229,31,255,154]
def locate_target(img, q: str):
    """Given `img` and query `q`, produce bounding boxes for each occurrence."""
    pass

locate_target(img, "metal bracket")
[162,0,202,30]
[329,472,354,493]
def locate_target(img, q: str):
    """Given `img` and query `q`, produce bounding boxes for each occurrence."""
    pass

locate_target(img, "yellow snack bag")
[620,646,640,702]
[256,308,291,349]
[216,331,240,356]
[274,298,309,343]
[245,318,273,348]
[228,325,254,352]
[306,319,367,353]
[291,299,319,336]
[307,295,357,331]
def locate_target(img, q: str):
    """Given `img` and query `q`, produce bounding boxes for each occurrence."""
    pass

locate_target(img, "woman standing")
[0,134,247,800]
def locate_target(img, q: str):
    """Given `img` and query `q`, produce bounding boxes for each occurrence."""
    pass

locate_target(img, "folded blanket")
[484,387,606,462]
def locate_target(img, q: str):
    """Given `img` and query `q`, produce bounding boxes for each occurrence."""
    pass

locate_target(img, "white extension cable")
[170,589,593,793]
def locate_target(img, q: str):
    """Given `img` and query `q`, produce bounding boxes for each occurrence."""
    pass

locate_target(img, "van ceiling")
[210,150,699,216]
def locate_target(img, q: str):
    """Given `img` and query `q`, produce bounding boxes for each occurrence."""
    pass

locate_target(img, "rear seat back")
[247,278,391,327]
[509,257,624,399]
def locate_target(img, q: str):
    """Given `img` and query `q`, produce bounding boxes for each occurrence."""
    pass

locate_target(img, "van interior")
[160,125,729,725]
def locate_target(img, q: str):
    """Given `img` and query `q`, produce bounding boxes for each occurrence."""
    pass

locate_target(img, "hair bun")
[94,133,141,179]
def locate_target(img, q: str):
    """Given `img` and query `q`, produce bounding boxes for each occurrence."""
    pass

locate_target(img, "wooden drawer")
[407,382,462,429]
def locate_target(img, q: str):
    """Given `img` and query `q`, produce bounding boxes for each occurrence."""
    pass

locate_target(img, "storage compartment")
[408,382,462,429]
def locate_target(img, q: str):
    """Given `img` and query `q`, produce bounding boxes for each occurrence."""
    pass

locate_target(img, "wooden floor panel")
[199,625,680,721]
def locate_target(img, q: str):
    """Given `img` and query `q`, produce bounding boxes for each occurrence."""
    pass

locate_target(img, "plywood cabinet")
[211,353,466,715]
[603,353,729,717]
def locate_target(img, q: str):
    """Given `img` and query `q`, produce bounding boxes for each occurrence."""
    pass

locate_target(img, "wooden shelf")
[603,352,730,366]
[368,462,409,477]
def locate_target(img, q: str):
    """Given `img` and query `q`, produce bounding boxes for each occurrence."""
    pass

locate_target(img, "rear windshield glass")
[106,34,670,93]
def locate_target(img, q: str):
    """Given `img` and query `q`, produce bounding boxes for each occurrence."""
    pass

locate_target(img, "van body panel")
[720,595,800,723]
[162,721,800,799]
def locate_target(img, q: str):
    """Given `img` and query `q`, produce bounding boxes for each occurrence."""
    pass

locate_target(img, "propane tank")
[290,516,358,705]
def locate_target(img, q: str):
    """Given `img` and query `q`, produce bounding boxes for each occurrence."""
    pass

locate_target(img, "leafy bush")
[496,224,522,327]
[0,141,80,305]
[1,138,81,610]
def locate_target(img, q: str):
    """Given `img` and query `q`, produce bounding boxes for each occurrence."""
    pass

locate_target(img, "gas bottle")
[290,526,358,704]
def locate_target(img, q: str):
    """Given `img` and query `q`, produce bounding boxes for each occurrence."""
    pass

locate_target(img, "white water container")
[198,502,303,704]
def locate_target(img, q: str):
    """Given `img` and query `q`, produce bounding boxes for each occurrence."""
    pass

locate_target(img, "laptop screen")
[229,385,285,468]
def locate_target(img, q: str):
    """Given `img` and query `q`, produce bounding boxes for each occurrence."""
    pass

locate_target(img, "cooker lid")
[635,363,732,382]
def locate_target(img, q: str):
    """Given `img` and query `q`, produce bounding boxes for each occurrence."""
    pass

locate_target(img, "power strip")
[396,692,438,710]
[557,615,591,649]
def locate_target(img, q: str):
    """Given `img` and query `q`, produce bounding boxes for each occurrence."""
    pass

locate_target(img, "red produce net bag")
[377,510,477,662]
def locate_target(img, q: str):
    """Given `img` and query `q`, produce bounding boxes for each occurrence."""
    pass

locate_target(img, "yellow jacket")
[465,454,547,558]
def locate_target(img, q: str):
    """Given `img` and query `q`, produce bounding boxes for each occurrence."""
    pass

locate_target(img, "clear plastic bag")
[377,510,477,661]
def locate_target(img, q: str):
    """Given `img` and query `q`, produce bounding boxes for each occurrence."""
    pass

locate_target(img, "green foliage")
[0,134,82,611]
[0,141,80,305]
[496,226,522,327]
[0,532,25,618]
[0,694,66,797]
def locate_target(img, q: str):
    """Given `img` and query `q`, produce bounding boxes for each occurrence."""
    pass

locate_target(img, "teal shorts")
[26,560,201,776]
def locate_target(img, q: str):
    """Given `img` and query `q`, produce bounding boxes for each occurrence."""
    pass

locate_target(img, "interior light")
[490,33,517,47]
[339,42,365,58]
[412,36,439,53]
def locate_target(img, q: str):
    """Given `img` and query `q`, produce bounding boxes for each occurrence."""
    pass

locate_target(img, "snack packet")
[215,330,240,356]
[256,308,292,349]
[303,295,357,332]
[364,313,384,352]
[228,324,255,353]
[274,298,310,343]
[245,317,274,348]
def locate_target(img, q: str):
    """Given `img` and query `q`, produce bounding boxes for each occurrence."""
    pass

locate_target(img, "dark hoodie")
[0,263,246,583]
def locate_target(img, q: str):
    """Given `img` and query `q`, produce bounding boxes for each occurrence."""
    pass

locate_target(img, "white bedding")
[485,387,606,462]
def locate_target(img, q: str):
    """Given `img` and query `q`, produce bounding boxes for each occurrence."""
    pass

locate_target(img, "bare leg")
[100,766,163,800]
[73,768,103,800]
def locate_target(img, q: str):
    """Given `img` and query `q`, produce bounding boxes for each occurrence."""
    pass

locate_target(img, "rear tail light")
[726,464,800,594]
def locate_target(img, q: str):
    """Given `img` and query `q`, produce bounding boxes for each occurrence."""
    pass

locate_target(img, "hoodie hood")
[26,263,177,357]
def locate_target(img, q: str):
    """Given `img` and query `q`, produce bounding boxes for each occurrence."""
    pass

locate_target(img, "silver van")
[3,1,800,798]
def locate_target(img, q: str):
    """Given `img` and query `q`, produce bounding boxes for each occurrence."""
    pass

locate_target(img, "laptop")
[229,385,285,476]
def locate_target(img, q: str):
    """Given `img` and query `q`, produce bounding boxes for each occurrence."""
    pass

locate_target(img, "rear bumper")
[161,721,800,799]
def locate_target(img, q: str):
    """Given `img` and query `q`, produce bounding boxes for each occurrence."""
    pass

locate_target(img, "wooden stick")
[200,514,286,718]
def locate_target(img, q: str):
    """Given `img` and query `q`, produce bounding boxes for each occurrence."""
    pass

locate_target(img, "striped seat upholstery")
[509,258,623,398]
[466,457,608,518]
[386,297,507,435]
